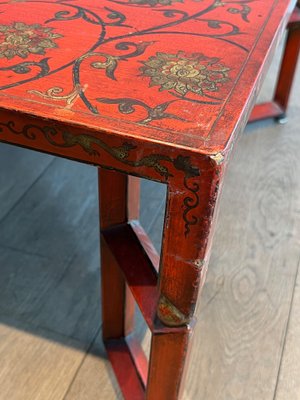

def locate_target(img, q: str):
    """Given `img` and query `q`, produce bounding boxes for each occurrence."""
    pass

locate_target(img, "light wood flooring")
[0,38,299,399]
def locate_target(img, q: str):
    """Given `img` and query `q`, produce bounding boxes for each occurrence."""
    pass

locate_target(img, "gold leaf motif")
[29,84,84,108]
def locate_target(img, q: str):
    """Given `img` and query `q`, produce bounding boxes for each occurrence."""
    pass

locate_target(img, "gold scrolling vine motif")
[0,120,200,236]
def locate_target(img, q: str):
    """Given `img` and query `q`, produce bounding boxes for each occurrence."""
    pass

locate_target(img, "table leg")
[146,328,193,400]
[249,7,300,123]
[145,161,222,399]
[273,10,300,122]
[99,168,139,340]
[98,158,222,399]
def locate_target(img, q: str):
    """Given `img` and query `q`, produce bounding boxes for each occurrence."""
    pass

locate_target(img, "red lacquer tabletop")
[0,0,296,154]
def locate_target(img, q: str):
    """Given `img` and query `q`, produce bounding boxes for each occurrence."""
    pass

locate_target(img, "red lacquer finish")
[0,1,298,399]
[0,0,296,153]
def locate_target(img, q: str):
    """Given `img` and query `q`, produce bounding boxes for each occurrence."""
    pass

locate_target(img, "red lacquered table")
[0,1,299,399]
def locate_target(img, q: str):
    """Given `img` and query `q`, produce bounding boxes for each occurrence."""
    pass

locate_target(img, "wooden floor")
[0,39,299,399]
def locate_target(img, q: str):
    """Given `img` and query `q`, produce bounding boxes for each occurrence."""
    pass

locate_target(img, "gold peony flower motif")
[0,22,63,60]
[140,51,230,96]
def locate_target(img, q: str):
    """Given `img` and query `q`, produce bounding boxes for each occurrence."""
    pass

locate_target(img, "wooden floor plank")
[0,242,101,345]
[0,317,87,400]
[28,228,101,343]
[275,260,300,400]
[63,332,122,400]
[0,246,67,323]
[0,157,99,262]
[0,143,53,221]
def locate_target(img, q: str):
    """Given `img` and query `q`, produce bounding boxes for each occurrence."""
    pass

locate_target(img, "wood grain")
[275,261,300,400]
[0,317,87,400]
[275,83,300,395]
[64,333,122,400]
